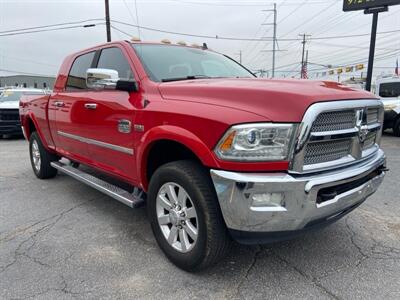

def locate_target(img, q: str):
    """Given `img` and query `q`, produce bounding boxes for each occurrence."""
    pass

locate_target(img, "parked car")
[375,76,400,135]
[20,41,386,271]
[0,87,46,138]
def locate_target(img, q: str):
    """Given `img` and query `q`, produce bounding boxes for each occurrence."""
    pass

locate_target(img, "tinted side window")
[66,51,95,90]
[97,47,133,80]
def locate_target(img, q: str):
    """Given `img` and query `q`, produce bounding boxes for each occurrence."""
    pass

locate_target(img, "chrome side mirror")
[86,68,119,90]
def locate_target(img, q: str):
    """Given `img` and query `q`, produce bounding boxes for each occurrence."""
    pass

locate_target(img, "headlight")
[214,123,296,161]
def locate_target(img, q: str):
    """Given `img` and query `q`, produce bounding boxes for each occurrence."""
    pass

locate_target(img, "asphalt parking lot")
[1,134,399,300]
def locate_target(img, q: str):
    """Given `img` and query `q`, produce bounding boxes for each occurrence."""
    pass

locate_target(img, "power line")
[0,68,54,77]
[0,55,59,68]
[111,19,400,42]
[167,0,334,7]
[0,19,104,35]
[0,23,104,37]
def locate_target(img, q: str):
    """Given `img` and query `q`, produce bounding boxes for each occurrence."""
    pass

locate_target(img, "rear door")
[83,46,139,182]
[52,51,96,162]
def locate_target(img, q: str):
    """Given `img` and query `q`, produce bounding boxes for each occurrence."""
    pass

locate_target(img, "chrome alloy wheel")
[31,140,41,172]
[156,182,198,253]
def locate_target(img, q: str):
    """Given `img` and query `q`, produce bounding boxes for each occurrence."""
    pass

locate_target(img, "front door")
[82,47,139,183]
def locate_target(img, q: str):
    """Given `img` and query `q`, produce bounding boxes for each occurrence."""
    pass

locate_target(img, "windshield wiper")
[161,75,212,82]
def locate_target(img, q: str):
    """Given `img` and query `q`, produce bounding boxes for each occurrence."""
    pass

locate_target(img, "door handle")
[84,103,97,110]
[54,101,64,107]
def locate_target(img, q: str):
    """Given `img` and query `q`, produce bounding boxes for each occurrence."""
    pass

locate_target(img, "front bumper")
[210,149,386,244]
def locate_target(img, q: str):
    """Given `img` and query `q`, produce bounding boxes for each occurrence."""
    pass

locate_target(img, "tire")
[147,160,230,271]
[29,131,59,179]
[393,117,400,137]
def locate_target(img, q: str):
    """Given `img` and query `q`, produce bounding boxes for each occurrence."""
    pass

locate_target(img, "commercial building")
[0,75,55,89]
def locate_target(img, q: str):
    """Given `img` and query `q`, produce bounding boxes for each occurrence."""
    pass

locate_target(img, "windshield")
[0,91,23,102]
[0,90,43,102]
[379,82,400,98]
[132,44,255,82]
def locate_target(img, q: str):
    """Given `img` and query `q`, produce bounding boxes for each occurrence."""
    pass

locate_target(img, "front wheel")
[29,131,59,179]
[147,160,230,271]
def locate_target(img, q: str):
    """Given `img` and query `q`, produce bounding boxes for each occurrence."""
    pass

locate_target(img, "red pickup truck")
[20,40,386,271]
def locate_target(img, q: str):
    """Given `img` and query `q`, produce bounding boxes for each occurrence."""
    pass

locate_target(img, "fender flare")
[136,125,218,190]
[24,113,53,152]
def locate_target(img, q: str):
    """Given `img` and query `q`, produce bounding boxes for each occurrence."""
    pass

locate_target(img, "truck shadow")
[68,178,362,280]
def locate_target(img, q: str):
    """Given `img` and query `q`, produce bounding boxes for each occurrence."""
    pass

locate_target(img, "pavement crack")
[234,245,262,298]
[273,252,341,300]
[0,198,95,274]
[344,217,369,267]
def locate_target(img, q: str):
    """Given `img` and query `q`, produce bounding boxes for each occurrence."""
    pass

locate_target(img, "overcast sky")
[0,0,399,81]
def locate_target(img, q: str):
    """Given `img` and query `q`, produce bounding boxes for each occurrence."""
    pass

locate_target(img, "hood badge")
[356,108,369,143]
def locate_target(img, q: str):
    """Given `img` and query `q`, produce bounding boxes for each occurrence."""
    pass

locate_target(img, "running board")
[50,161,145,208]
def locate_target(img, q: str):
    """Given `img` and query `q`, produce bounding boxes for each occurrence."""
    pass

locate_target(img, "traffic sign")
[343,0,400,12]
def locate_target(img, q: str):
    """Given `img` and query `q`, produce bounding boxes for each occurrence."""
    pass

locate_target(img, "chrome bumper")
[210,149,386,234]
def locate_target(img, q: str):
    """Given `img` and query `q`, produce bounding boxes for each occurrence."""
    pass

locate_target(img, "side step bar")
[50,161,145,208]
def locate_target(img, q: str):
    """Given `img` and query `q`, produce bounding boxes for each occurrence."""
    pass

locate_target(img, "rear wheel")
[147,160,230,271]
[393,117,400,137]
[29,131,59,179]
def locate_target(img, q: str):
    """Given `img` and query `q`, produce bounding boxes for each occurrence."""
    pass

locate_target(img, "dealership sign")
[343,0,400,11]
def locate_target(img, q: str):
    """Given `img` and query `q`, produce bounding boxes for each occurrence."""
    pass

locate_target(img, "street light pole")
[364,6,388,91]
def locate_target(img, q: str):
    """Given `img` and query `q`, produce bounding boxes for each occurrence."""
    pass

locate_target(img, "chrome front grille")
[367,108,379,124]
[291,100,383,173]
[363,132,376,150]
[311,110,355,132]
[304,139,352,165]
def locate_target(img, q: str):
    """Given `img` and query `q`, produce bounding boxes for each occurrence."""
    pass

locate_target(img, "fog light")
[252,192,284,207]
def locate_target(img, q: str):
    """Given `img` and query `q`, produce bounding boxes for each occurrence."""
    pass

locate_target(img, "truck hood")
[158,78,377,122]
[0,101,19,109]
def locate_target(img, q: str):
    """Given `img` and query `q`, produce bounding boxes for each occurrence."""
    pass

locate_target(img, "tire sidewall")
[29,132,42,177]
[148,164,209,270]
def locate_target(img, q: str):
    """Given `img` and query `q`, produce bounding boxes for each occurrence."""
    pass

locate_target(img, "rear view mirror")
[86,68,138,92]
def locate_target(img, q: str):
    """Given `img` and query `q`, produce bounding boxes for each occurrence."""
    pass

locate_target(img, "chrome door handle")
[54,101,64,107]
[84,103,97,110]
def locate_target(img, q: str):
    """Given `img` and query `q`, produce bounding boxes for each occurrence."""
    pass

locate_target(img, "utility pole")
[272,3,277,78]
[262,3,281,78]
[299,34,311,79]
[104,0,111,42]
[305,50,308,79]
[235,50,242,64]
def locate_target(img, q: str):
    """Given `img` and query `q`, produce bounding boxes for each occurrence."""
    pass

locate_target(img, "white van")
[375,76,400,136]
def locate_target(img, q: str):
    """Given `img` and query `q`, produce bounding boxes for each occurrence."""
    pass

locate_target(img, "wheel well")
[27,118,36,138]
[146,140,202,183]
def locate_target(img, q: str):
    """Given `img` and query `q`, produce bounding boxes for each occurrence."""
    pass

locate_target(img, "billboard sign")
[343,0,400,11]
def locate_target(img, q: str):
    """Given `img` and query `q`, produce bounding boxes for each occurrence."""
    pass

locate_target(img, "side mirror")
[86,68,119,90]
[86,68,138,92]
